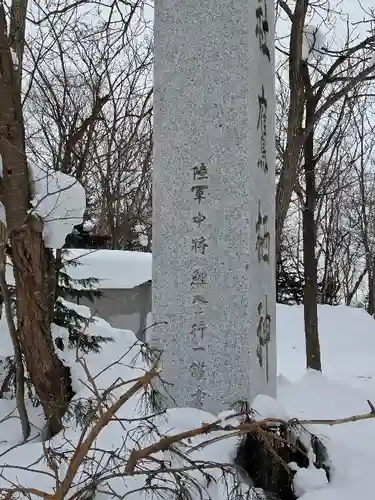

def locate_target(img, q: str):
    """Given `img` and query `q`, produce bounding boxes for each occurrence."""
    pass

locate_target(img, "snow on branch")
[302,24,326,62]
[28,162,86,248]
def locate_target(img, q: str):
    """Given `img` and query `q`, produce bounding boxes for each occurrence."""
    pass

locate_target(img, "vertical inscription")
[257,86,268,174]
[255,201,270,263]
[255,0,272,379]
[191,185,208,204]
[189,162,210,408]
[191,387,207,409]
[256,296,271,382]
[255,0,270,61]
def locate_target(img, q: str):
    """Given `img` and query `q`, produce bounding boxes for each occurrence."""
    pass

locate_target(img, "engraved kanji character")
[190,321,207,340]
[255,1,271,61]
[193,294,208,305]
[192,212,206,227]
[191,387,206,408]
[257,86,267,130]
[193,162,208,181]
[255,201,270,263]
[257,85,268,173]
[191,269,208,287]
[189,361,206,379]
[191,185,208,204]
[256,296,271,382]
[192,236,208,255]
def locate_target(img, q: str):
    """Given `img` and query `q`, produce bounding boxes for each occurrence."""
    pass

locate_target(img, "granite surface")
[152,0,276,413]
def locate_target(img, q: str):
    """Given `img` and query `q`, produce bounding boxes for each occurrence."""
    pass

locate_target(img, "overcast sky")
[341,0,373,37]
[275,0,374,55]
[346,0,373,22]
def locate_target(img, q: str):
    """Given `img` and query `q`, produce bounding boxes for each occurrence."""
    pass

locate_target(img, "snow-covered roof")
[65,250,152,289]
[5,250,152,290]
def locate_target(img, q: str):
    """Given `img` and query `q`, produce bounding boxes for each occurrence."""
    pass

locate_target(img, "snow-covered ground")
[278,304,375,499]
[0,302,374,499]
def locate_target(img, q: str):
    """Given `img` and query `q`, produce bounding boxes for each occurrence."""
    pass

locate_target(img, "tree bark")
[275,0,309,264]
[11,227,73,435]
[302,94,321,371]
[0,4,73,436]
[368,258,375,317]
[0,222,30,440]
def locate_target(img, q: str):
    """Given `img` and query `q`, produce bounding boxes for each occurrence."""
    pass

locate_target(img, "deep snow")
[0,302,374,499]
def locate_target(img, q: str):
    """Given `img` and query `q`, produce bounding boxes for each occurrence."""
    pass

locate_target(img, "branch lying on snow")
[298,399,375,426]
[126,400,375,472]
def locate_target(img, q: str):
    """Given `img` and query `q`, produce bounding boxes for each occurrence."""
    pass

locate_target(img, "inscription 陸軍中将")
[256,296,271,382]
[257,85,268,174]
[189,163,209,407]
[256,201,270,263]
[255,0,270,61]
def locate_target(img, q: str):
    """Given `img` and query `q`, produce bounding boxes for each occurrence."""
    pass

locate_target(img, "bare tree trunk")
[0,222,30,440]
[369,259,375,317]
[302,96,321,371]
[275,0,309,264]
[0,5,73,436]
[346,268,367,306]
[276,1,375,264]
[11,228,73,435]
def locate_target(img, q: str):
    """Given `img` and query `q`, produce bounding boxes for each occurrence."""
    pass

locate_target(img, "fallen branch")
[299,399,375,426]
[126,399,375,472]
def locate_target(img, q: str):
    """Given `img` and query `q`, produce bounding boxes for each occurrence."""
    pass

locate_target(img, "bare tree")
[0,0,75,436]
[276,0,375,265]
[24,0,153,249]
[0,0,152,436]
[275,0,375,370]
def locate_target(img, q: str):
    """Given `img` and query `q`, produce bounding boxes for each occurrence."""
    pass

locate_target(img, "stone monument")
[152,0,276,414]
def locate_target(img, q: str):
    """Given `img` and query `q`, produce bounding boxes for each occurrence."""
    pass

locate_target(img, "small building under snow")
[64,250,152,340]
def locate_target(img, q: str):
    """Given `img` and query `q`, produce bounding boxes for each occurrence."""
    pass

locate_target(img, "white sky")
[336,0,374,40]
[275,0,375,63]
[346,0,373,22]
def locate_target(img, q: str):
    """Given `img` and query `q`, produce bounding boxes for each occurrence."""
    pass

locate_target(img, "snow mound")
[277,303,375,499]
[0,302,374,498]
[0,301,243,499]
[277,303,375,388]
[29,162,86,248]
